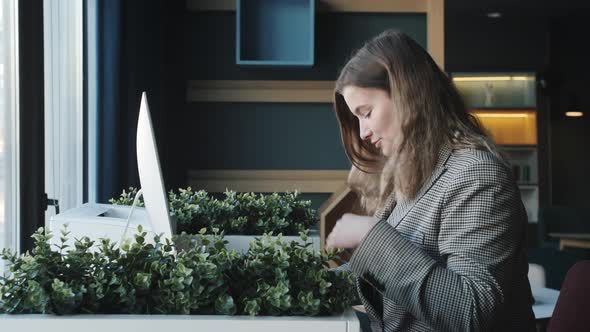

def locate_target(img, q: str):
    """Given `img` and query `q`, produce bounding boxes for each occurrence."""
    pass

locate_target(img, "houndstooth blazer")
[348,143,536,332]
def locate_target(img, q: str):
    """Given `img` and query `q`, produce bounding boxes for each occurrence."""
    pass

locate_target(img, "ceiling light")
[565,111,583,117]
[486,12,502,19]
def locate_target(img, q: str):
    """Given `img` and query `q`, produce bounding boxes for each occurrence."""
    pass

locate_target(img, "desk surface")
[354,288,558,320]
[532,287,559,320]
[0,310,361,332]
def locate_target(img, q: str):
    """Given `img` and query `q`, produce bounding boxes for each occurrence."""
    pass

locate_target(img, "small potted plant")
[0,226,359,331]
[110,187,321,253]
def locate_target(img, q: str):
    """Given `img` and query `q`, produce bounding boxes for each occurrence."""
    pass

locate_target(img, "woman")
[326,30,535,331]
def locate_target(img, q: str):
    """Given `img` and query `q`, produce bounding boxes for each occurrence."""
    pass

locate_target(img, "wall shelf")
[472,109,537,145]
[236,0,315,67]
[187,80,334,103]
[187,169,349,193]
[452,72,536,109]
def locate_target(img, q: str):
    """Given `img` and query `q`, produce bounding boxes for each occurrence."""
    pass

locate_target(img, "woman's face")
[341,85,401,156]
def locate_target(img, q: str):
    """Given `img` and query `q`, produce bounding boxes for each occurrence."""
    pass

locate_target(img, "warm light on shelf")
[565,111,584,117]
[453,76,534,82]
[471,110,537,145]
[474,113,531,118]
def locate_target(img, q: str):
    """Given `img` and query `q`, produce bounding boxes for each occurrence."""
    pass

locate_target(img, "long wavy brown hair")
[334,30,505,215]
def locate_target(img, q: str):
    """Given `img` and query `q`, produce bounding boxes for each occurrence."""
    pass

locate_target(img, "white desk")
[0,310,360,332]
[532,287,560,320]
[353,288,559,322]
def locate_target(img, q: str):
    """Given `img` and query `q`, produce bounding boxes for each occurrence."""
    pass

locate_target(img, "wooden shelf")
[187,169,349,193]
[187,80,334,103]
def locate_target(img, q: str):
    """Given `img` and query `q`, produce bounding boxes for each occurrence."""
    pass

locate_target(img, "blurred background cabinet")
[452,72,543,223]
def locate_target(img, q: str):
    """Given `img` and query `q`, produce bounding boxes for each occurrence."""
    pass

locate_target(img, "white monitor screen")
[136,92,172,240]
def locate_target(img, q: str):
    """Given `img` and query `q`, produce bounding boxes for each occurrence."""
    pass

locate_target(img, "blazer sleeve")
[348,159,526,332]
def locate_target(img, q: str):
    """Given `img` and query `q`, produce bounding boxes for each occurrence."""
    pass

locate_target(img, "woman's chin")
[379,144,389,156]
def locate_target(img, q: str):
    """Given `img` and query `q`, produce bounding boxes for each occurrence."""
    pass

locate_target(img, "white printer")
[49,203,151,247]
[49,92,173,248]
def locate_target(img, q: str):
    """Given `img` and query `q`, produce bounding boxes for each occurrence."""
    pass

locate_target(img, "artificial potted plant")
[0,226,359,331]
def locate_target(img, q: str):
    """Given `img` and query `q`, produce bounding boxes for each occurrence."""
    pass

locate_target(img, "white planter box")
[224,231,321,253]
[1,309,359,332]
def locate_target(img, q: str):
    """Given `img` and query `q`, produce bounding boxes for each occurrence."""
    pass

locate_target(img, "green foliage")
[109,187,144,207]
[111,187,317,236]
[227,231,357,316]
[0,227,357,316]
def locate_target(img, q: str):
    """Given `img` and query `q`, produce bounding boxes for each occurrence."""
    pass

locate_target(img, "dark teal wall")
[181,12,427,171]
[181,103,349,170]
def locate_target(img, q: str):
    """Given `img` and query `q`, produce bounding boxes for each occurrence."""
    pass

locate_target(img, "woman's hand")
[326,213,379,249]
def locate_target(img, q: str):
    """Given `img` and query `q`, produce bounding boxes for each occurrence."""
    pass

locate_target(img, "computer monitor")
[136,92,172,240]
[49,92,173,248]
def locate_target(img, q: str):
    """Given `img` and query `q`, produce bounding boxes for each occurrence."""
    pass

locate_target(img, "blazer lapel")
[388,143,453,228]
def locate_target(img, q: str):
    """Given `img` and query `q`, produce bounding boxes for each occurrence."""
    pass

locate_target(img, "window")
[43,0,84,224]
[0,0,19,270]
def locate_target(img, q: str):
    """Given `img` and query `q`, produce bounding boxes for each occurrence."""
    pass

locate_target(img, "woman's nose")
[359,121,372,141]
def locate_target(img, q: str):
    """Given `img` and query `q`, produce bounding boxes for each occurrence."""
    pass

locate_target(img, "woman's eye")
[364,110,372,119]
